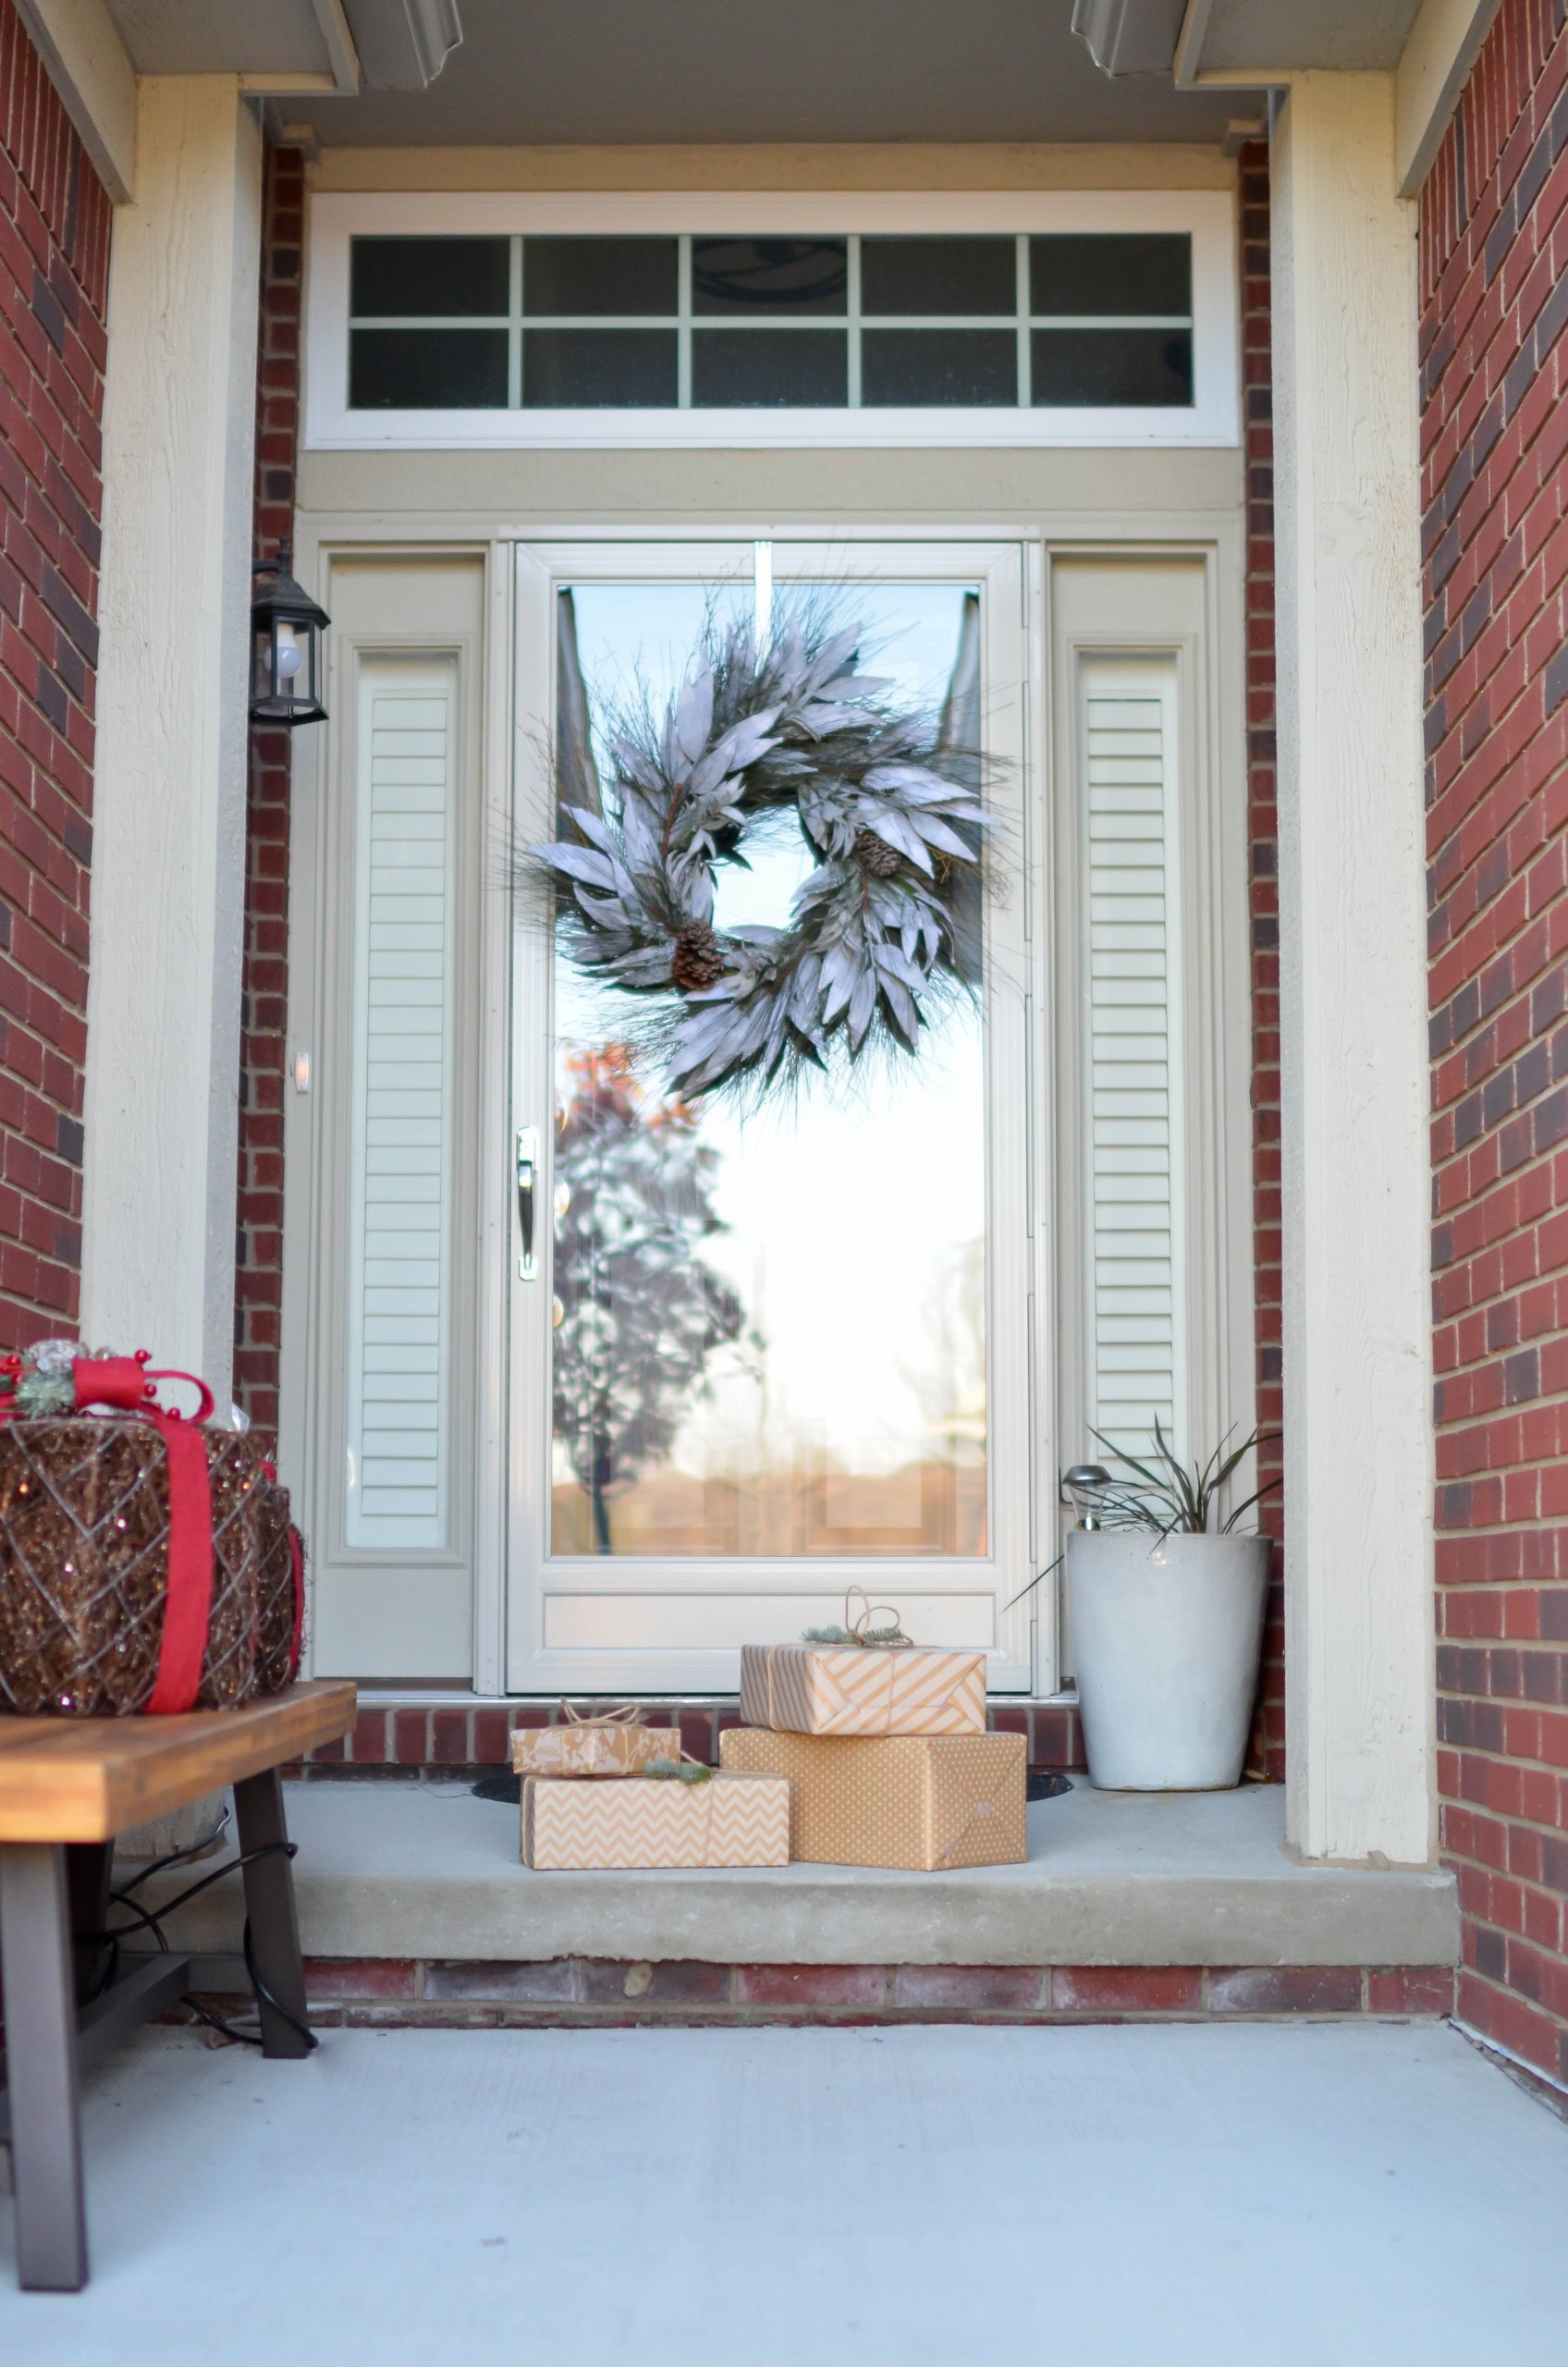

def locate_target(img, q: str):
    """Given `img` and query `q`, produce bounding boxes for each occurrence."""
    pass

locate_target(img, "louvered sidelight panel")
[1081,659,1186,1454]
[346,659,457,1548]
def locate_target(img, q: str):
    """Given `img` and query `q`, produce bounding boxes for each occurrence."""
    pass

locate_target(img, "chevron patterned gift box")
[720,1727,1026,1870]
[740,1640,986,1738]
[521,1770,791,1870]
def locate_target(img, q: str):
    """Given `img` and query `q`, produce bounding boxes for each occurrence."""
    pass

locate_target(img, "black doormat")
[476,1767,1074,1806]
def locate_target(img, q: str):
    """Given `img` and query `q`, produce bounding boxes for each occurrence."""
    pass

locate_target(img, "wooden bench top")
[0,1681,357,1843]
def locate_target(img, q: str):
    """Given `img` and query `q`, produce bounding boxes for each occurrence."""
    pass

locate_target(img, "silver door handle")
[516,1126,539,1281]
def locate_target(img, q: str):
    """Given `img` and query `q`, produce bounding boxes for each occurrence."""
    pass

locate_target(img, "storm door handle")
[516,1127,539,1281]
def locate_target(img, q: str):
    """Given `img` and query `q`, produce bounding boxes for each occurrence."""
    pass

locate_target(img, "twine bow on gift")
[559,1699,643,1728]
[771,1588,919,1735]
[801,1585,913,1650]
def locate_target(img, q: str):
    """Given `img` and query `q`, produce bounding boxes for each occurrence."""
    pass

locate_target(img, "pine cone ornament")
[670,919,727,992]
[853,828,902,878]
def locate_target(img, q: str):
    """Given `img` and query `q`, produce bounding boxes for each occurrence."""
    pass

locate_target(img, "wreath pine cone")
[853,828,902,878]
[670,919,727,992]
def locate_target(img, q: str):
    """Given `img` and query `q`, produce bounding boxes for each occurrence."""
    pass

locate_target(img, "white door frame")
[502,536,1045,1696]
[281,516,1249,1701]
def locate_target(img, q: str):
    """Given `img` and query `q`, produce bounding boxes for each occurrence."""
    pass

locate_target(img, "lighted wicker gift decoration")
[0,1344,304,1718]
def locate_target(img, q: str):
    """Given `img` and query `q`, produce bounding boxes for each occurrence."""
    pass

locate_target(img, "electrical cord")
[86,1807,318,2052]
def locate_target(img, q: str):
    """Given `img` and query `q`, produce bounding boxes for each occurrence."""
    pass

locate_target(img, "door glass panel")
[548,575,987,1559]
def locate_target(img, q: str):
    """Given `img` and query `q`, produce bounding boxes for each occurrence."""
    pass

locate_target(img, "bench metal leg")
[66,1843,114,2007]
[232,1769,311,2059]
[0,1844,88,2291]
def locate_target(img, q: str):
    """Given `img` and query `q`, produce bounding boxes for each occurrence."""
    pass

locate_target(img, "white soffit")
[276,0,1256,150]
[104,0,358,87]
[1182,0,1426,77]
[1171,0,1501,195]
[100,1,459,93]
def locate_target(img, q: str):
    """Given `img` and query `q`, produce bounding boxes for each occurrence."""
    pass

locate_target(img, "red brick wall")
[1240,139,1286,1782]
[1420,0,1568,2091]
[235,146,306,1436]
[0,0,110,1349]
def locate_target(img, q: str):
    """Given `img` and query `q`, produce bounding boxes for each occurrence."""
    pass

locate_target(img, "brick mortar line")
[284,1965,1454,2010]
[1435,1511,1568,1533]
[1432,1373,1568,1411]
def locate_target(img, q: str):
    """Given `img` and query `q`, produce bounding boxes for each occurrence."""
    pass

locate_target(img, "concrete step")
[142,1777,1458,1970]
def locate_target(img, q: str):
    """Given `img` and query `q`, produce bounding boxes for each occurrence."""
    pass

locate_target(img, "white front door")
[505,540,1039,1694]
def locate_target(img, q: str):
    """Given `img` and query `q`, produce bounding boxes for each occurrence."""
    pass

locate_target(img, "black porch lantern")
[250,542,329,727]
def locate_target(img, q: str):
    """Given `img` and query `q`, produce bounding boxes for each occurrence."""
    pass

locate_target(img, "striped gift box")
[740,1640,986,1738]
[521,1771,790,1869]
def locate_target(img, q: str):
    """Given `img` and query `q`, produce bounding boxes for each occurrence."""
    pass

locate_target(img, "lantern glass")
[250,553,329,727]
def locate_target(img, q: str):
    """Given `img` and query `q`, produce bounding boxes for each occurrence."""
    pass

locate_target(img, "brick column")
[1239,137,1286,1782]
[0,0,112,1348]
[1419,0,1568,2093]
[236,145,306,1438]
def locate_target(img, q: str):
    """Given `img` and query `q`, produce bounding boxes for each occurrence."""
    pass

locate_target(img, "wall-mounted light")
[250,541,329,727]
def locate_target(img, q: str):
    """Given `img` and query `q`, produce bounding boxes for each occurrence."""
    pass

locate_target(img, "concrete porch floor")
[143,1777,1458,1968]
[3,2023,1564,2363]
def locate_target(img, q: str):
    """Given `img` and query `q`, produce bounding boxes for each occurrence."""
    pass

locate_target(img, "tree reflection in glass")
[551,1047,750,1553]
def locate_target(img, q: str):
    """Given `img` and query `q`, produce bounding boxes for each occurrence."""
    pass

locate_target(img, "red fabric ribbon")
[142,1412,215,1714]
[73,1356,218,1717]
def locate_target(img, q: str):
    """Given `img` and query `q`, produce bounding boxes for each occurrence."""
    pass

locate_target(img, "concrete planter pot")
[1066,1531,1270,1791]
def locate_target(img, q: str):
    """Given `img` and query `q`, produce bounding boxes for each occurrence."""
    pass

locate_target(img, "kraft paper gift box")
[510,1717,681,1779]
[739,1639,986,1738]
[521,1770,791,1870]
[720,1727,1026,1870]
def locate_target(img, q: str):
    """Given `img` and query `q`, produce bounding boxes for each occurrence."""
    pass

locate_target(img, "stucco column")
[1271,73,1435,1864]
[81,78,262,1388]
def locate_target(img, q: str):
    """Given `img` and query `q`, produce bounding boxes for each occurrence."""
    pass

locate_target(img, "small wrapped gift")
[511,1704,681,1779]
[521,1766,790,1870]
[741,1593,985,1738]
[719,1727,1026,1870]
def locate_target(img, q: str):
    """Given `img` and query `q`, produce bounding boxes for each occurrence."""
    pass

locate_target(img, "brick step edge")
[297,1700,1087,1776]
[184,1959,1456,2029]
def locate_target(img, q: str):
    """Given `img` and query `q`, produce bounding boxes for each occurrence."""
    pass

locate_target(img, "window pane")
[350,237,509,319]
[692,239,848,316]
[349,328,508,410]
[861,237,1016,317]
[551,580,987,1559]
[692,328,847,407]
[523,329,677,407]
[523,237,678,316]
[862,329,1016,407]
[1032,327,1193,407]
[1030,234,1191,318]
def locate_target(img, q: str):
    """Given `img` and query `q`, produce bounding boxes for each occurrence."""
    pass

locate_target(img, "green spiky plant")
[1071,1419,1280,1539]
[1005,1419,1280,1610]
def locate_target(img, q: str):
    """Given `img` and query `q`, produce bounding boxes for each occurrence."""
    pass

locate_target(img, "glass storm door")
[508,542,1035,1695]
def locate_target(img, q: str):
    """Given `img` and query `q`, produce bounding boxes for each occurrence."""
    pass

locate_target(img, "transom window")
[347,233,1194,412]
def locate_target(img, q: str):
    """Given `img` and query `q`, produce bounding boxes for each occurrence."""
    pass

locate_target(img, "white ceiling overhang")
[20,0,1501,202]
[1074,0,1502,190]
[99,0,461,90]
